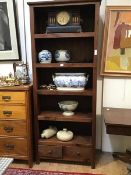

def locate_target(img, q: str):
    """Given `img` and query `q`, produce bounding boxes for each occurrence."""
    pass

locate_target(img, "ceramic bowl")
[38,50,52,63]
[52,73,89,90]
[58,100,78,116]
[55,50,70,62]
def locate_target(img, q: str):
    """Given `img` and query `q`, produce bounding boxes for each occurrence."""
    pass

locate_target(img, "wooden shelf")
[28,0,101,6]
[35,63,95,68]
[34,32,95,39]
[38,111,92,123]
[37,89,93,96]
[39,135,92,146]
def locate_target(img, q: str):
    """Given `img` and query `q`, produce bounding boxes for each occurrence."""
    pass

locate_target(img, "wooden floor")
[10,152,128,175]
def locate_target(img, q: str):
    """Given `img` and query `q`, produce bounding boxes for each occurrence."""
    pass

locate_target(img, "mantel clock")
[46,10,82,33]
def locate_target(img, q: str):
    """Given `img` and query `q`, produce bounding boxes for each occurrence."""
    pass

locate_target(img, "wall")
[102,0,131,152]
[0,0,131,152]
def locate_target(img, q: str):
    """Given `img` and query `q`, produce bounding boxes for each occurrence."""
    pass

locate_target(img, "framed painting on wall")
[100,6,131,77]
[0,0,20,61]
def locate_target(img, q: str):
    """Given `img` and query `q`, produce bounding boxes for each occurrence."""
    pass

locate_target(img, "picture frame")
[13,62,29,80]
[13,62,30,85]
[100,6,131,77]
[0,0,20,61]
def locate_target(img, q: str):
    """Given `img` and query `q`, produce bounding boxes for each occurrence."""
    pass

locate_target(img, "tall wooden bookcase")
[28,0,101,168]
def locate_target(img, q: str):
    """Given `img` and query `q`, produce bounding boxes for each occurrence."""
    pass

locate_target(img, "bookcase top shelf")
[28,0,102,6]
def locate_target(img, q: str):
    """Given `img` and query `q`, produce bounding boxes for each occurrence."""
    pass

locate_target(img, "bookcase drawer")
[39,144,62,159]
[63,145,91,162]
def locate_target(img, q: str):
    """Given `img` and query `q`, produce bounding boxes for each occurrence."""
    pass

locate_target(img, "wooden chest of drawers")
[0,85,33,167]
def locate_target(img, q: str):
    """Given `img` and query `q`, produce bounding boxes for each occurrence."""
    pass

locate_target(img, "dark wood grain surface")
[103,107,131,136]
[29,0,101,168]
[103,107,131,125]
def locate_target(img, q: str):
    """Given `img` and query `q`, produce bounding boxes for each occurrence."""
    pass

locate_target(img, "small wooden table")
[103,108,131,166]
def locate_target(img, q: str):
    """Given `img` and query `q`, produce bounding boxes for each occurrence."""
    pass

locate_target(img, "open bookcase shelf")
[34,32,95,38]
[28,0,101,168]
[38,111,93,123]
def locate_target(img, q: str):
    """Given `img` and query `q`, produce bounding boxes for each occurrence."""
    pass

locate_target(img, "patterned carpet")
[4,168,103,175]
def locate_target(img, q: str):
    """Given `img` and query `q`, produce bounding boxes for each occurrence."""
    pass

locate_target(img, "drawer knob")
[3,111,12,117]
[5,144,15,150]
[4,126,14,133]
[48,150,52,154]
[2,96,11,101]
[77,152,80,156]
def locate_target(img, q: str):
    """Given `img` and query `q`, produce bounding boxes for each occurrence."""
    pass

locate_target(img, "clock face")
[56,11,70,26]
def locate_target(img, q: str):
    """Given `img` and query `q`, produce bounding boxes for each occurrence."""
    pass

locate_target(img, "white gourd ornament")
[41,126,57,139]
[57,128,73,141]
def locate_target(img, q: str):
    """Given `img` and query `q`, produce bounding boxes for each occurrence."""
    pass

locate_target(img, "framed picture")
[13,62,28,79]
[0,0,20,61]
[13,62,30,84]
[100,6,131,77]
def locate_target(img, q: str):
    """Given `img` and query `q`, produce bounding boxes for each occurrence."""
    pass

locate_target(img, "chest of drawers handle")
[2,96,11,101]
[48,150,53,154]
[4,126,14,133]
[4,144,15,150]
[3,111,12,117]
[77,152,80,156]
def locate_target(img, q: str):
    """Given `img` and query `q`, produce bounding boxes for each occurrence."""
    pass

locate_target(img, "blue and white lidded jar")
[38,50,52,63]
[55,50,70,62]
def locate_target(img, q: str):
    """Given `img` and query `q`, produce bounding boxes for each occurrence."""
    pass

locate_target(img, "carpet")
[3,168,103,175]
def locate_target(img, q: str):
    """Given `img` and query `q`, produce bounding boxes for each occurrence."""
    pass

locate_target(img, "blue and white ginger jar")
[38,50,52,63]
[55,50,70,62]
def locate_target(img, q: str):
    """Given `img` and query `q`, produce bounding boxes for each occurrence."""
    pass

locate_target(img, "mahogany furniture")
[28,0,101,168]
[0,85,33,167]
[103,107,131,164]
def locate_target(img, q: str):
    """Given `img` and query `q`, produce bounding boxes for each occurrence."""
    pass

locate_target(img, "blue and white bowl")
[38,50,52,63]
[52,73,89,91]
[55,50,70,62]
